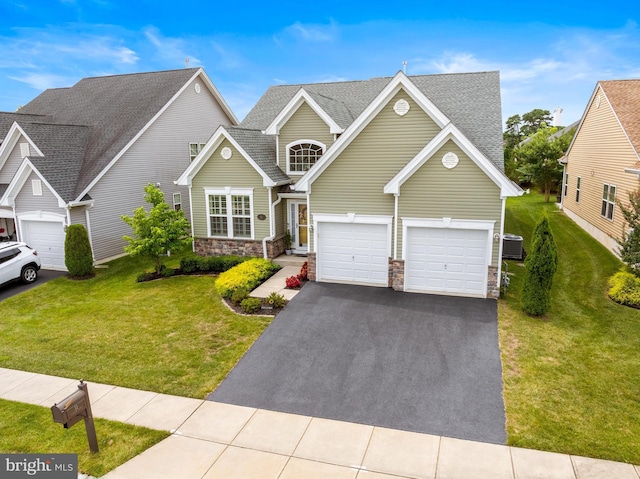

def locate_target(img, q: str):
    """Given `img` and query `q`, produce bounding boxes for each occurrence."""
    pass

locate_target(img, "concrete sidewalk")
[1,367,639,479]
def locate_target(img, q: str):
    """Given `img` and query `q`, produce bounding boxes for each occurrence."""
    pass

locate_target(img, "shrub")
[522,214,558,316]
[241,297,263,314]
[180,255,246,274]
[265,292,287,308]
[298,261,308,281]
[214,258,280,299]
[608,271,640,308]
[231,287,249,304]
[64,224,94,277]
[285,275,301,289]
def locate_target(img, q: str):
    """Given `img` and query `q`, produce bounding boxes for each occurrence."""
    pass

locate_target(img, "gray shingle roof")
[0,112,53,142]
[241,71,504,169]
[225,126,290,183]
[19,68,201,198]
[20,122,90,202]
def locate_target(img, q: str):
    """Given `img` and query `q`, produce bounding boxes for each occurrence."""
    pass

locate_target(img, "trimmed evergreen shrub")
[241,297,263,314]
[64,224,94,278]
[180,255,247,274]
[231,287,249,304]
[214,258,280,299]
[608,271,640,308]
[521,214,558,316]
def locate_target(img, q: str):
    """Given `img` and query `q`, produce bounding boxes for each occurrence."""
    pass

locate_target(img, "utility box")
[502,234,524,260]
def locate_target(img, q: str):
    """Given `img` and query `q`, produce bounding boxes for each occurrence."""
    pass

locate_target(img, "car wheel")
[21,265,38,284]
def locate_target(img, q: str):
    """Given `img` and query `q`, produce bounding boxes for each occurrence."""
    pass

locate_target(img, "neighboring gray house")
[177,71,522,298]
[0,68,237,270]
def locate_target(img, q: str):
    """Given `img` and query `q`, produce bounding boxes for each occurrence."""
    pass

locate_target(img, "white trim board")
[264,89,344,135]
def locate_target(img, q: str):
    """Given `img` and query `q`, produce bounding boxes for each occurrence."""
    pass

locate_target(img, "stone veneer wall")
[306,253,316,281]
[389,259,404,291]
[487,265,499,298]
[195,237,267,258]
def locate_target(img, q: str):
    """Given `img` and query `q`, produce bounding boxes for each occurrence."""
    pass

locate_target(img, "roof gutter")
[624,168,640,179]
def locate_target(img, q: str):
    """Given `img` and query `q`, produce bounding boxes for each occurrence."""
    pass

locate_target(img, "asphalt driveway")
[209,282,506,444]
[0,269,66,301]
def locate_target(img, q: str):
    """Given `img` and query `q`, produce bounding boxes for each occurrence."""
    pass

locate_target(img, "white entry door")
[405,227,488,297]
[20,220,66,270]
[317,222,389,286]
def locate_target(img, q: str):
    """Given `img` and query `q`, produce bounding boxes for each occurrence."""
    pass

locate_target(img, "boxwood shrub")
[214,258,280,299]
[241,297,263,314]
[180,255,247,274]
[608,271,640,308]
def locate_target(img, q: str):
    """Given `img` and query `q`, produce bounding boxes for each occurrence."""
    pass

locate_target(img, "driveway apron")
[209,282,506,444]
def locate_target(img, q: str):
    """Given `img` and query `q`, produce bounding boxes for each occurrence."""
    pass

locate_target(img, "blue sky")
[1,1,639,127]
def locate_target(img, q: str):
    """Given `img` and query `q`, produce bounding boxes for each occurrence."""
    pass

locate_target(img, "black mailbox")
[51,380,99,453]
[51,389,87,428]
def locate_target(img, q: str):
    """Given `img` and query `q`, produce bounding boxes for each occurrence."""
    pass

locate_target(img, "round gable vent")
[221,147,232,160]
[394,99,410,116]
[442,152,459,169]
[194,83,201,94]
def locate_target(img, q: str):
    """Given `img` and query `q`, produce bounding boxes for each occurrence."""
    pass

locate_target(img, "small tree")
[522,214,558,316]
[64,224,94,278]
[617,189,640,277]
[121,184,192,274]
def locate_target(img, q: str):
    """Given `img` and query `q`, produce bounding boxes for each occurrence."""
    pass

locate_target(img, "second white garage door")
[21,220,66,270]
[317,222,389,286]
[405,227,488,297]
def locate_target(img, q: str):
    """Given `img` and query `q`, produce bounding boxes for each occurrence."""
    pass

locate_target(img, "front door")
[289,201,308,253]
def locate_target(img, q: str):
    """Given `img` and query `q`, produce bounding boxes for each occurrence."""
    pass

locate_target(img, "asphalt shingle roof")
[600,79,640,155]
[0,112,53,142]
[240,71,504,169]
[225,127,290,183]
[18,68,201,199]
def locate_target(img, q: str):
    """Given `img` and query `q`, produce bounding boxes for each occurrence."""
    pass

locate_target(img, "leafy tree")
[522,214,558,316]
[515,127,572,201]
[617,189,640,277]
[64,224,94,278]
[520,109,553,137]
[121,184,192,274]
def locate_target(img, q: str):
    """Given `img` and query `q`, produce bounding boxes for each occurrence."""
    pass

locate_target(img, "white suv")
[0,242,42,286]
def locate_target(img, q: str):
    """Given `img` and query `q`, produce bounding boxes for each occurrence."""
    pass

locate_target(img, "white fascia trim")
[294,71,450,192]
[401,217,495,265]
[264,89,344,135]
[17,210,67,223]
[312,213,393,225]
[197,69,239,126]
[67,199,95,208]
[76,69,218,201]
[277,192,307,199]
[384,124,523,197]
[0,123,45,171]
[175,126,277,187]
[285,139,327,176]
[0,159,66,208]
[599,86,640,162]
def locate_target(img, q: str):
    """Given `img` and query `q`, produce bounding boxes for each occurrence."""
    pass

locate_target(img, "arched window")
[287,141,325,174]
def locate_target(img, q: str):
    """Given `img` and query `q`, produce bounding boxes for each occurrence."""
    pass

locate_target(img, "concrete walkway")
[251,254,307,300]
[1,367,638,479]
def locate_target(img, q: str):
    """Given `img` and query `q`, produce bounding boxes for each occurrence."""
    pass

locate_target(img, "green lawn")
[500,192,640,464]
[0,253,272,398]
[0,399,168,477]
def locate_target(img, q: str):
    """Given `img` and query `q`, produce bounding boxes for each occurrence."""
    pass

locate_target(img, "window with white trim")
[575,177,581,203]
[206,188,253,239]
[173,193,182,211]
[189,142,206,162]
[601,184,616,221]
[563,173,569,197]
[287,141,324,174]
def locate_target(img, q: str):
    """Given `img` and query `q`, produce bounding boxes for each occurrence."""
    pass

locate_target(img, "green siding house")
[176,71,522,298]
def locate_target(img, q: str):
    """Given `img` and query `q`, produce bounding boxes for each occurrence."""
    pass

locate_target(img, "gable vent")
[32,179,42,196]
[20,143,30,158]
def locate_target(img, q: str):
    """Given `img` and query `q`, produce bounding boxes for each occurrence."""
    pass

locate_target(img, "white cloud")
[8,72,73,90]
[282,21,338,42]
[144,27,200,66]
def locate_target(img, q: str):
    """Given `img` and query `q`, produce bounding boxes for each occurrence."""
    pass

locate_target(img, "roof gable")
[0,158,66,208]
[264,88,344,135]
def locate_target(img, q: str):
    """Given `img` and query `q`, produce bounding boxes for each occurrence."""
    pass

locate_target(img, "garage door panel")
[406,226,488,297]
[21,220,66,270]
[318,222,389,286]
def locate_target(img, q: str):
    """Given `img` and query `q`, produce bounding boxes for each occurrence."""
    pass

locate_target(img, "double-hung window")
[601,184,616,221]
[189,143,206,162]
[563,173,569,197]
[173,193,182,211]
[575,177,581,203]
[206,188,253,239]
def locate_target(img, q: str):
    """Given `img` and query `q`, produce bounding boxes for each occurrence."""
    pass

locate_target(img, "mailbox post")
[51,380,99,453]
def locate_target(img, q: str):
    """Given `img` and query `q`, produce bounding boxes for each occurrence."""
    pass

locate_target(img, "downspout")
[188,185,195,252]
[85,205,95,261]
[393,193,399,260]
[262,187,283,258]
[66,206,71,227]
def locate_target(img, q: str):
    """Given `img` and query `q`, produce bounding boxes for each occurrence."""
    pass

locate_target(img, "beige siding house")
[178,71,521,298]
[561,80,640,254]
[0,68,236,270]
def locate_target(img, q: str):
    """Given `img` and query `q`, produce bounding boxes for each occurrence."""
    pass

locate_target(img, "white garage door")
[318,222,389,286]
[406,227,488,297]
[21,220,66,270]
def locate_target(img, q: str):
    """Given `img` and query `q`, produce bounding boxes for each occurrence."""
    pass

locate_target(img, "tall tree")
[522,214,558,316]
[122,184,192,274]
[520,109,553,137]
[617,189,640,277]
